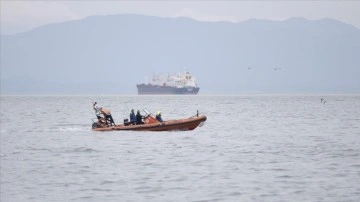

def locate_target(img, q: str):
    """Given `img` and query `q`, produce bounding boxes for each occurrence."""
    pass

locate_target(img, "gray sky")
[1,0,360,35]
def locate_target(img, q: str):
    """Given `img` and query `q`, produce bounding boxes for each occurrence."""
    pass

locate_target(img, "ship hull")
[137,84,199,95]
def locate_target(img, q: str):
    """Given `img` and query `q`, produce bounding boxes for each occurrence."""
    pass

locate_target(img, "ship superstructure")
[137,72,200,95]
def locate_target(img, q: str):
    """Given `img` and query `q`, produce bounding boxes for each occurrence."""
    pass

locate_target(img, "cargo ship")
[137,72,200,95]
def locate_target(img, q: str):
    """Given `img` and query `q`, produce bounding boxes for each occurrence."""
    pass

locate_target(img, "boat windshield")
[142,109,151,116]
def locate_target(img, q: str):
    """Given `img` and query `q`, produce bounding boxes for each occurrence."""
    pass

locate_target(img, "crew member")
[156,111,163,122]
[93,101,103,119]
[130,109,136,124]
[136,110,144,124]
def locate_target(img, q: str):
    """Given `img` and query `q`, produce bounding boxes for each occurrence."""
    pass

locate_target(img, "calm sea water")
[1,95,359,202]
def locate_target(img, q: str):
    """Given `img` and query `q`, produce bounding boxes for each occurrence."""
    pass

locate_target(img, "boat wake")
[25,126,89,133]
[24,146,100,153]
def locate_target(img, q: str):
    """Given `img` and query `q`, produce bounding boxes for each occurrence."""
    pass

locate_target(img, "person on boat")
[101,107,116,126]
[130,109,136,124]
[136,110,144,124]
[93,101,103,120]
[156,111,163,122]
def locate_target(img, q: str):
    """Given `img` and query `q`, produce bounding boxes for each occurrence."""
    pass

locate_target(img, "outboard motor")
[124,118,130,126]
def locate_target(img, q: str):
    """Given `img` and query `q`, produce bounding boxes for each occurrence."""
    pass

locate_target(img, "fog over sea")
[1,95,359,202]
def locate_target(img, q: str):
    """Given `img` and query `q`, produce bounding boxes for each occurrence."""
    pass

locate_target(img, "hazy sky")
[1,0,360,35]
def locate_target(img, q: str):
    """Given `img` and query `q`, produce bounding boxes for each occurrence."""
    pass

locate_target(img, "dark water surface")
[1,95,359,201]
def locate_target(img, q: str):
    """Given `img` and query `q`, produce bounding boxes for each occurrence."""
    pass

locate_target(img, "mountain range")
[1,14,360,94]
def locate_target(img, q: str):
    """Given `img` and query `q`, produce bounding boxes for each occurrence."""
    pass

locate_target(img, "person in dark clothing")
[136,110,144,124]
[130,109,136,124]
[156,111,163,122]
[105,114,116,126]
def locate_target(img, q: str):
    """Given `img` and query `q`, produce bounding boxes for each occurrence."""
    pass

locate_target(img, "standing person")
[130,109,136,124]
[136,110,144,124]
[93,101,103,120]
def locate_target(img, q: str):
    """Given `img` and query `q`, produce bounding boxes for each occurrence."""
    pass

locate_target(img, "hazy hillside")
[1,14,360,94]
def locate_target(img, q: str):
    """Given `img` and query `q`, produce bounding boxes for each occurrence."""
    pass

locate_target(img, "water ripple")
[1,95,359,202]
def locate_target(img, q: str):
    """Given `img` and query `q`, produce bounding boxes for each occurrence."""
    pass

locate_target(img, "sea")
[1,95,359,202]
